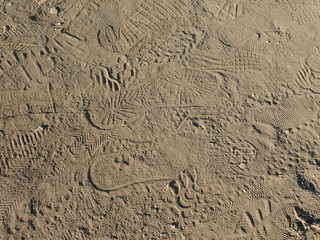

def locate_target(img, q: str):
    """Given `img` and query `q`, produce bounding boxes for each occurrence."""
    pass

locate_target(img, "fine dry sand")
[0,0,320,239]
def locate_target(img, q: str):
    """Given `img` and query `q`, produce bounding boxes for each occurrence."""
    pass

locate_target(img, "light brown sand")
[0,0,319,239]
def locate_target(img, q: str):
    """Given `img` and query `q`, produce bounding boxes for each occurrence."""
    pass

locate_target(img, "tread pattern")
[0,22,48,53]
[98,0,186,52]
[0,126,51,175]
[189,49,262,75]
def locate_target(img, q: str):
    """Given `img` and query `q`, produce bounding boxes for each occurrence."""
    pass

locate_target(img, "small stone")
[238,162,246,170]
[38,0,49,5]
[49,7,58,15]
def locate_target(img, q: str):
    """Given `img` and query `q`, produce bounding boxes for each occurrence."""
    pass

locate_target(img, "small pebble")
[238,162,246,170]
[38,0,49,5]
[49,7,58,15]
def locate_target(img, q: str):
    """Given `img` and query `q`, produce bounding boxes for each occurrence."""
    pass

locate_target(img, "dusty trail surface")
[0,0,319,239]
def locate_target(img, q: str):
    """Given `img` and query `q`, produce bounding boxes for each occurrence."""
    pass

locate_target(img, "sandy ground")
[0,0,319,239]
